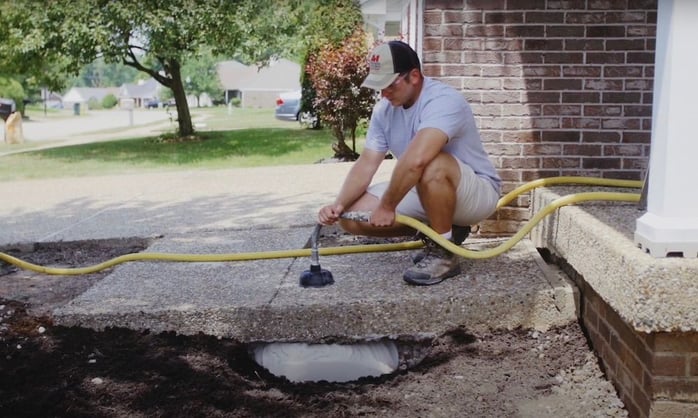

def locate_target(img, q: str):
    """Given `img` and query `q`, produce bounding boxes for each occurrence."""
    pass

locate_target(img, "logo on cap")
[369,54,382,72]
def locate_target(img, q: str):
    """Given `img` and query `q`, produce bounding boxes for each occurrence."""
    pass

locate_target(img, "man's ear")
[408,68,421,84]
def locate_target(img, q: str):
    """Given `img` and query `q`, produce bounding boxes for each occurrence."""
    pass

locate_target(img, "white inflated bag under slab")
[252,340,399,383]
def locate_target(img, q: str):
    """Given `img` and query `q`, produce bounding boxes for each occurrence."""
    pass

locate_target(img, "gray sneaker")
[411,225,470,264]
[403,238,461,286]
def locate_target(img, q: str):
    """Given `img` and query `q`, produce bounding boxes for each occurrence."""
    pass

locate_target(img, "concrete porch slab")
[530,186,698,333]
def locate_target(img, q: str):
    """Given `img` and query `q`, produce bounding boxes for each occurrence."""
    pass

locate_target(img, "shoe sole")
[403,265,461,286]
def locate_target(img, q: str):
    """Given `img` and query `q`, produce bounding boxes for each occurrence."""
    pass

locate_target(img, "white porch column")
[635,0,698,258]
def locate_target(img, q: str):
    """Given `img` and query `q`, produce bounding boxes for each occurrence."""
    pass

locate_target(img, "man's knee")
[419,154,459,187]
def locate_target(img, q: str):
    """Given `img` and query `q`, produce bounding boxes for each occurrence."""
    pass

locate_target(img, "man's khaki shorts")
[367,158,499,227]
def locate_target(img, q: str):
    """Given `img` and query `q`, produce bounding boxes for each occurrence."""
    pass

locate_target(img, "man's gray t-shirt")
[364,77,501,193]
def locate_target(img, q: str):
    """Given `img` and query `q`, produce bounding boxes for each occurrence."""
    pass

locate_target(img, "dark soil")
[0,237,626,417]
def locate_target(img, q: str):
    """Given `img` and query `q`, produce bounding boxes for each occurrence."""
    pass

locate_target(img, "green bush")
[0,76,26,113]
[102,94,118,109]
[230,97,241,107]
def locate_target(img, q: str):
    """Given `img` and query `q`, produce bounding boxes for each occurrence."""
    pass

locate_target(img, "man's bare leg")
[417,153,461,235]
[403,153,463,285]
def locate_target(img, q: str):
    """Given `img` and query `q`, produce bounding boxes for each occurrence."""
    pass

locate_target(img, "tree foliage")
[290,0,375,160]
[0,76,25,113]
[294,0,365,116]
[180,49,224,106]
[288,0,365,59]
[0,0,295,138]
[305,27,375,160]
[0,0,376,151]
[101,93,118,109]
[73,58,140,88]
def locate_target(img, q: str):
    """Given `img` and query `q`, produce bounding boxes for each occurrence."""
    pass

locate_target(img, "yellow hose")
[0,176,642,275]
[399,191,639,260]
[496,176,642,208]
[0,241,425,276]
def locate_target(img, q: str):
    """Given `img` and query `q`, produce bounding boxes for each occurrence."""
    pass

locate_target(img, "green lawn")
[0,107,366,181]
[193,106,298,130]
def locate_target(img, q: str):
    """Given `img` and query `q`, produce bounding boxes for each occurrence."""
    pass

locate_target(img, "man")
[318,41,501,286]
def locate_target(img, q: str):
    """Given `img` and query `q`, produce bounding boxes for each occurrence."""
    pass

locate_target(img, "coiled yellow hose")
[0,176,642,275]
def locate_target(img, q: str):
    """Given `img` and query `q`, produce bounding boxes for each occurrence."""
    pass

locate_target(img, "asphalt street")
[1,108,176,157]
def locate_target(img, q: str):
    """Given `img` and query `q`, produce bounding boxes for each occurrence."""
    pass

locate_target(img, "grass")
[194,106,297,130]
[0,107,365,181]
[23,104,73,120]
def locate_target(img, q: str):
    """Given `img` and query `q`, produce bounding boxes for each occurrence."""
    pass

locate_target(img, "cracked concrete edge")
[525,239,580,321]
[54,285,572,343]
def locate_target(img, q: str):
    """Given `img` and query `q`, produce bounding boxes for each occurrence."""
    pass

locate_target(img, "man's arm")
[318,148,385,225]
[370,127,448,226]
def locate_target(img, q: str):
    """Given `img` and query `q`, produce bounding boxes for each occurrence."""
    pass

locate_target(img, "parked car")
[274,90,320,129]
[145,99,160,109]
[274,90,301,122]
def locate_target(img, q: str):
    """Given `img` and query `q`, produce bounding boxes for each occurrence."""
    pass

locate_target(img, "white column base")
[635,212,698,258]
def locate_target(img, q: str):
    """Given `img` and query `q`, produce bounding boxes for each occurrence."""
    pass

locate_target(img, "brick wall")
[551,252,698,418]
[421,0,656,234]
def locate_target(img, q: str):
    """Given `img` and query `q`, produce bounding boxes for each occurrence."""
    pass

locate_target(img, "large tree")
[0,0,294,137]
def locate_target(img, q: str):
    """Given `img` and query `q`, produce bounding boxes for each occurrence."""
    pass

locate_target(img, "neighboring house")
[217,60,255,105]
[218,58,301,108]
[64,59,300,112]
[118,78,161,108]
[62,87,120,111]
[63,78,161,110]
[40,89,63,109]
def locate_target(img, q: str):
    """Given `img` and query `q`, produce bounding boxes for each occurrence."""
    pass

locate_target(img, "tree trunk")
[350,125,357,154]
[332,140,356,159]
[168,62,194,137]
[331,121,359,161]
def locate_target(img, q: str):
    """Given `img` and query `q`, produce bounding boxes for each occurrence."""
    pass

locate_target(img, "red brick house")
[363,0,656,234]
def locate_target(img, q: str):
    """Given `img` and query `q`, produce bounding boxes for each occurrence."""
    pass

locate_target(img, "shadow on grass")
[34,128,335,165]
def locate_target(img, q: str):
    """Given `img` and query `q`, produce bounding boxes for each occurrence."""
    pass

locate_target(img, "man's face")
[380,70,417,108]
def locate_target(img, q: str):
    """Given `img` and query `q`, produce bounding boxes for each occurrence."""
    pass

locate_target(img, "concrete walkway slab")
[53,227,577,342]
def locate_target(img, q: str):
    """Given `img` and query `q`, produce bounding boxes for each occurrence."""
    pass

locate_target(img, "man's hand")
[369,204,395,227]
[318,204,344,225]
